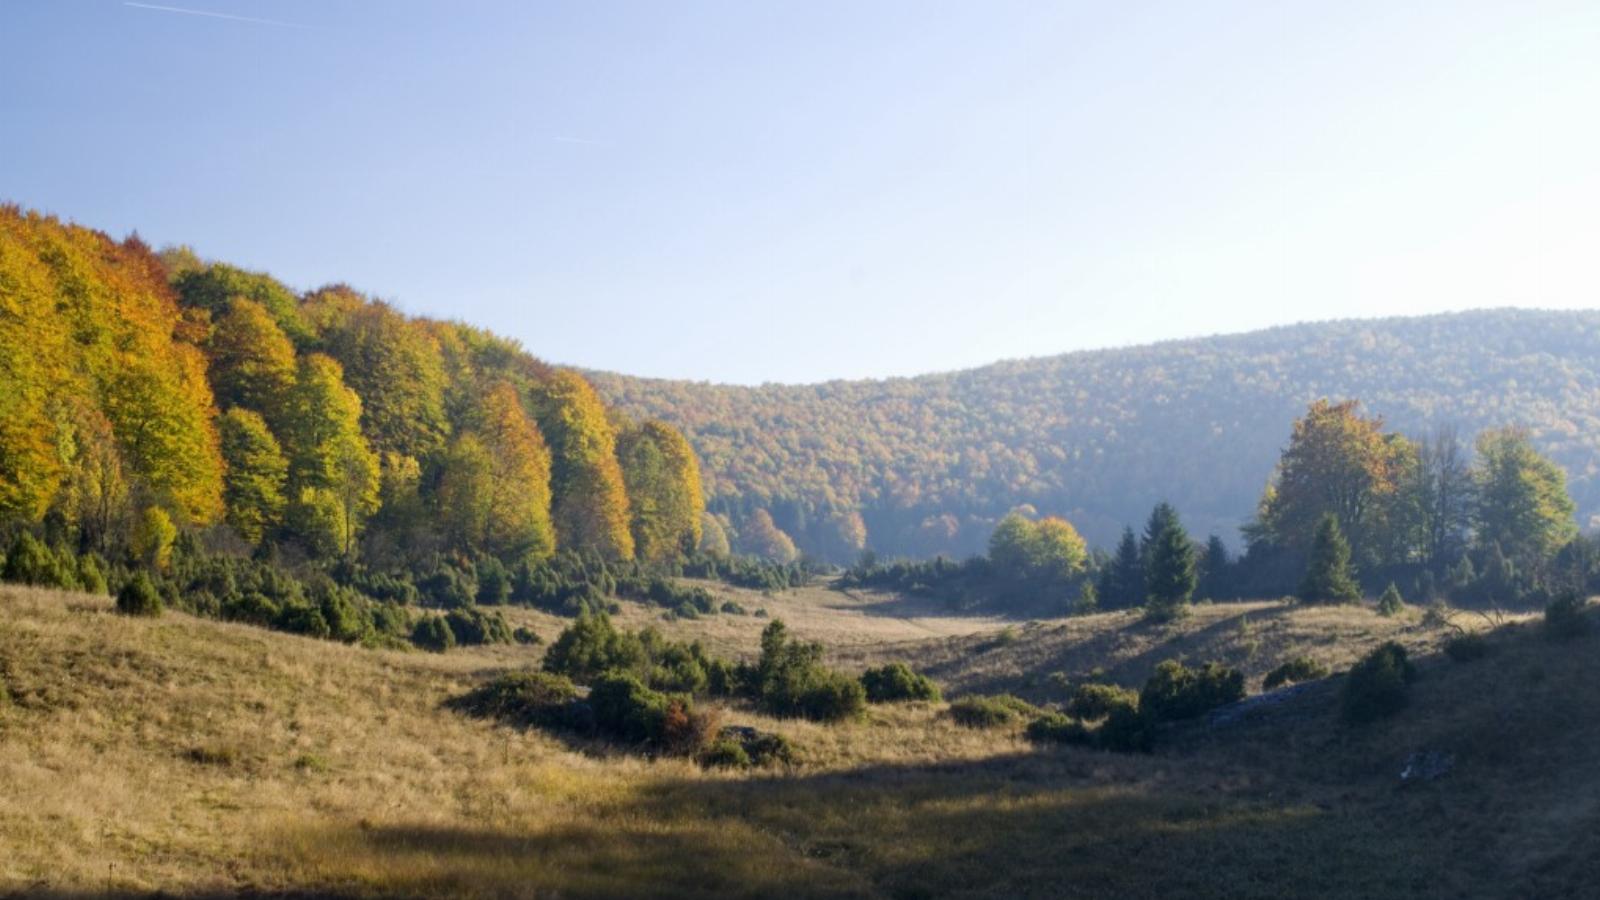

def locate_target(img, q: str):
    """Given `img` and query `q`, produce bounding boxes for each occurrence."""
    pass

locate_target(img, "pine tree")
[1198,534,1232,600]
[1298,513,1361,604]
[1377,582,1405,616]
[1096,526,1144,610]
[1143,503,1197,621]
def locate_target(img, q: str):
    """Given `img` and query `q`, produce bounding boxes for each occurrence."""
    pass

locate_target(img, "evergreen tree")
[1143,503,1197,621]
[1096,526,1144,609]
[1377,582,1405,616]
[1298,513,1361,604]
[1197,534,1232,600]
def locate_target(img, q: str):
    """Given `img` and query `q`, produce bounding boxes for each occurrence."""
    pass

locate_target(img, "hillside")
[5,582,1598,898]
[589,309,1600,559]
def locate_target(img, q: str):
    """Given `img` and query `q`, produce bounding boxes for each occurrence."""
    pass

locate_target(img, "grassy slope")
[2,583,1596,898]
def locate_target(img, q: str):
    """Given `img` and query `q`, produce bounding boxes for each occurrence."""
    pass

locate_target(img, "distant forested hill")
[589,310,1600,561]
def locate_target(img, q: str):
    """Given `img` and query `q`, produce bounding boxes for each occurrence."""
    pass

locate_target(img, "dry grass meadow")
[2,579,1596,898]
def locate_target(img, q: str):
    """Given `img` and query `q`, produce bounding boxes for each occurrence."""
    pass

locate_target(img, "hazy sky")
[3,1,1597,384]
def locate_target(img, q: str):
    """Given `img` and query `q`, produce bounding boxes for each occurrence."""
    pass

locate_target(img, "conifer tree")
[1096,526,1144,609]
[1298,513,1361,604]
[1197,534,1232,600]
[1143,503,1197,621]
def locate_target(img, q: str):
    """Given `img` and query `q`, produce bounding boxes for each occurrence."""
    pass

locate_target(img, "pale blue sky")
[3,1,1597,384]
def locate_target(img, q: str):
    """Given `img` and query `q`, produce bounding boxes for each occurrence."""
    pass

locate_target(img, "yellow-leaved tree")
[617,420,705,563]
[532,370,634,560]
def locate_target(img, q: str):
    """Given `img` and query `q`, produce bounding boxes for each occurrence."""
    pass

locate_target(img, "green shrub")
[1544,592,1590,641]
[445,607,514,646]
[588,673,717,754]
[1341,642,1417,724]
[224,590,282,627]
[860,662,942,703]
[412,615,457,652]
[700,738,751,769]
[1026,712,1094,746]
[1444,632,1490,662]
[2,533,75,589]
[277,602,331,638]
[420,564,478,609]
[1064,682,1138,720]
[1099,702,1154,752]
[1262,656,1330,690]
[475,557,512,605]
[542,612,646,682]
[451,670,579,727]
[744,730,796,766]
[115,572,163,617]
[1376,582,1405,617]
[948,694,1041,729]
[513,626,542,645]
[1138,660,1244,723]
[750,620,866,722]
[76,554,109,595]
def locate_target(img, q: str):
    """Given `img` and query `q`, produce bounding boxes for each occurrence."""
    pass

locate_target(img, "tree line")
[0,206,720,638]
[843,399,1595,617]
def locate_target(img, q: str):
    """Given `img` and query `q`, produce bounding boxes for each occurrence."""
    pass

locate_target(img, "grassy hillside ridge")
[5,580,1598,897]
[588,309,1600,558]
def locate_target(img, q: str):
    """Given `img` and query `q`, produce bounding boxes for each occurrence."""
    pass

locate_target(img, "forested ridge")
[588,310,1600,560]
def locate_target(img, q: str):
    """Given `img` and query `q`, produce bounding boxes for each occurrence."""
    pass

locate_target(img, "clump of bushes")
[1064,682,1138,720]
[1444,631,1490,662]
[589,672,718,755]
[860,662,942,703]
[412,615,456,652]
[449,670,580,727]
[948,694,1041,729]
[1262,656,1329,690]
[115,572,163,617]
[543,613,734,697]
[749,620,865,722]
[444,606,514,646]
[1138,660,1244,722]
[542,612,646,682]
[2,533,84,591]
[1026,712,1093,746]
[1341,641,1417,724]
[1544,592,1590,641]
[702,726,795,769]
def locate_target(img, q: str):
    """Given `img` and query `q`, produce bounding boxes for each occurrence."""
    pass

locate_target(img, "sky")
[3,1,1598,385]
